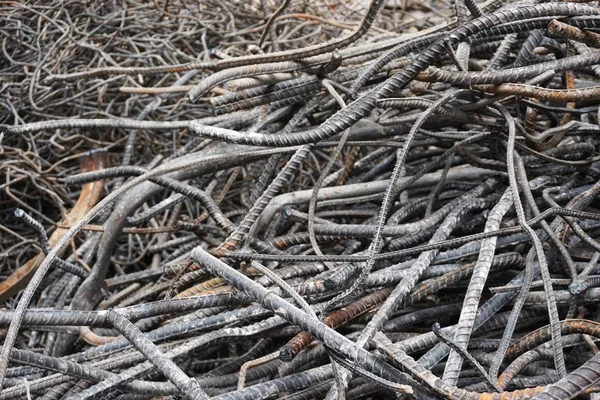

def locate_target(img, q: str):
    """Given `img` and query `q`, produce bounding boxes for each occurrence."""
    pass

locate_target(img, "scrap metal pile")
[2,0,600,398]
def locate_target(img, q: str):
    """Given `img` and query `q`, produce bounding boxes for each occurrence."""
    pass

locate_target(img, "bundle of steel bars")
[1,0,600,398]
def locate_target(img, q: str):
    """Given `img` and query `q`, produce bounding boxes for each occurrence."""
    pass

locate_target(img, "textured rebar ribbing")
[13,209,49,252]
[72,317,287,399]
[374,332,548,400]
[43,275,81,357]
[442,189,513,384]
[69,305,270,365]
[477,83,600,103]
[13,209,89,279]
[493,104,566,380]
[513,29,545,68]
[542,187,600,257]
[486,33,518,71]
[353,181,497,342]
[247,155,283,208]
[276,379,333,400]
[570,39,600,77]
[3,119,190,136]
[212,27,552,114]
[323,90,475,313]
[0,157,192,391]
[0,373,73,400]
[280,288,393,361]
[225,209,600,263]
[257,0,290,48]
[6,1,600,396]
[404,253,522,307]
[127,193,186,226]
[307,82,348,263]
[414,271,544,369]
[517,170,579,280]
[252,165,500,232]
[549,18,600,48]
[6,348,182,396]
[69,167,231,232]
[479,184,534,380]
[0,148,279,391]
[431,322,501,392]
[322,181,497,399]
[505,319,600,362]
[453,27,470,72]
[213,88,324,116]
[188,4,600,147]
[531,351,600,399]
[498,348,554,390]
[347,31,446,99]
[189,62,304,101]
[244,97,325,214]
[209,70,355,109]
[424,156,453,217]
[68,165,288,260]
[464,0,483,18]
[423,52,600,84]
[214,365,334,400]
[107,310,210,400]
[0,292,251,329]
[310,142,491,240]
[249,261,318,321]
[214,145,312,255]
[189,248,419,390]
[383,303,463,332]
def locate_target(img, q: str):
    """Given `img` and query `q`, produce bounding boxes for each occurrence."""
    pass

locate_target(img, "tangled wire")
[1,0,600,399]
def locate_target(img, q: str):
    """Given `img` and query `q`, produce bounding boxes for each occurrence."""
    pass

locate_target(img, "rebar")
[2,1,600,398]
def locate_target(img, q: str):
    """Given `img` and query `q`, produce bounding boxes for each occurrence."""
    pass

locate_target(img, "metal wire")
[2,1,600,398]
